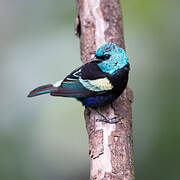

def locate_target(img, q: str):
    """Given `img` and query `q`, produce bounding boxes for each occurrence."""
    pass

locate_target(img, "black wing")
[51,62,109,98]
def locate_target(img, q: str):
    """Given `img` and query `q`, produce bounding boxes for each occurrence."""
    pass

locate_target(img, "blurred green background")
[0,0,180,179]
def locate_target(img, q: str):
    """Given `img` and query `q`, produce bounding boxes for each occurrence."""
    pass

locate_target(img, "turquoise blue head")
[95,42,128,74]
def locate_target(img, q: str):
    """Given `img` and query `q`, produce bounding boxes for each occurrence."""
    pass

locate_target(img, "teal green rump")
[28,42,130,109]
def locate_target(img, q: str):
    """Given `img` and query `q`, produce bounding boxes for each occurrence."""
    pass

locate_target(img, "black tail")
[27,84,54,97]
[28,83,91,98]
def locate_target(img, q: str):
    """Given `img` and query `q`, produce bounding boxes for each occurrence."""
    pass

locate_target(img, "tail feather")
[50,87,91,97]
[27,83,91,98]
[27,84,54,97]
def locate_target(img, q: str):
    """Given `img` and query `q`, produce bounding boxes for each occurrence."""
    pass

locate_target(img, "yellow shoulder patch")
[89,78,113,91]
[79,77,113,91]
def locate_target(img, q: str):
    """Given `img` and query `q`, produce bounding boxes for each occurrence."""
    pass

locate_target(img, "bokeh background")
[0,0,180,179]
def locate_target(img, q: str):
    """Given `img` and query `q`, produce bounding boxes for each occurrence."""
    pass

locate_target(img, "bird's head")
[94,42,128,74]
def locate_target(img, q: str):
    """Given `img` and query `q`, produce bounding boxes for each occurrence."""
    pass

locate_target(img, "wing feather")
[51,62,111,98]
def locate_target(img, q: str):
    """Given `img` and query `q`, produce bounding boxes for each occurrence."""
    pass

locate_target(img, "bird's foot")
[94,109,122,123]
[96,117,122,123]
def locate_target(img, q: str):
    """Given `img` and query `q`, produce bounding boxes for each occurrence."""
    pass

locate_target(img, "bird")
[28,42,130,123]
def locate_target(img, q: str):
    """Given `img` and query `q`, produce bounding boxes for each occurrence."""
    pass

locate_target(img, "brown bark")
[75,0,134,179]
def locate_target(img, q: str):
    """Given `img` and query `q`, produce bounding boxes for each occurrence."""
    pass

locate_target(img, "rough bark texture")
[75,0,134,179]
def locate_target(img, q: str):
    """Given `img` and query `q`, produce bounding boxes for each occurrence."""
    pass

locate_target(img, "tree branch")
[75,0,134,179]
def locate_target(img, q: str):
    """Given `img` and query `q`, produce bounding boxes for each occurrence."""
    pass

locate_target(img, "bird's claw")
[96,117,122,123]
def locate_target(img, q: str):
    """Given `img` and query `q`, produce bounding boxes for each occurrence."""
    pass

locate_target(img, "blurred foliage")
[0,0,179,179]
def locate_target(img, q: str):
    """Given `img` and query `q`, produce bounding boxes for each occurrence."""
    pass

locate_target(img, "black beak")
[91,56,101,62]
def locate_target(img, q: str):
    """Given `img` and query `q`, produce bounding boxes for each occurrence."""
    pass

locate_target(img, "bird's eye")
[101,54,110,60]
[95,54,110,60]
